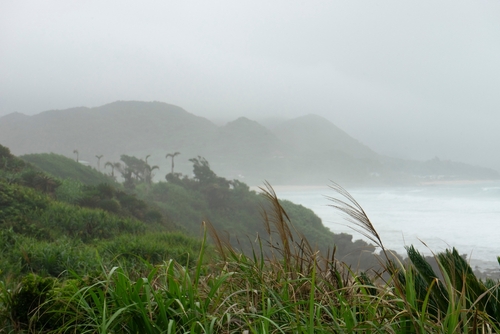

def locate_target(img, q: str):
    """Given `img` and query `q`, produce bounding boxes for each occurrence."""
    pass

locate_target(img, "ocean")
[270,181,500,271]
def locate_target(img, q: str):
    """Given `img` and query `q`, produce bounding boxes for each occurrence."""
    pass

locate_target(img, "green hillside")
[21,153,117,185]
[0,145,203,281]
[1,144,381,272]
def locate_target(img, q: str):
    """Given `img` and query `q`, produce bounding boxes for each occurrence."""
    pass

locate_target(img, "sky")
[1,1,500,170]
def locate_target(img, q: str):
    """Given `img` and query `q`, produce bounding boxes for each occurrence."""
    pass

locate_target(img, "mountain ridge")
[0,100,497,185]
[273,114,378,160]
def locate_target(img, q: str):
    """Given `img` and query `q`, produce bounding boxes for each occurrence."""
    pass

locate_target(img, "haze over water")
[273,181,500,271]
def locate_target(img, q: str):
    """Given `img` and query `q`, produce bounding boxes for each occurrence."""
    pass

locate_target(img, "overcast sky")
[1,1,500,169]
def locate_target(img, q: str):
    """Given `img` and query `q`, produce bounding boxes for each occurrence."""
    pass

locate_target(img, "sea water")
[272,182,500,271]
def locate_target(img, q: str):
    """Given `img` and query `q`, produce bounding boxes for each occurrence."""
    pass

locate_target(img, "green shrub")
[55,178,84,204]
[19,237,100,277]
[36,202,145,241]
[97,198,121,213]
[99,232,204,267]
[10,274,57,330]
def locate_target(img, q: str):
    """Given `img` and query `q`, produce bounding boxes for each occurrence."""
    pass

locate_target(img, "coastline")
[252,184,329,192]
[418,179,500,186]
[250,179,500,190]
[264,182,500,275]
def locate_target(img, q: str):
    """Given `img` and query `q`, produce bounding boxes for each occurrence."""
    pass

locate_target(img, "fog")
[2,1,500,170]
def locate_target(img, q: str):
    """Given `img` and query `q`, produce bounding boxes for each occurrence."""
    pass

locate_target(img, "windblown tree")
[143,154,159,185]
[73,149,79,163]
[144,164,160,185]
[117,155,159,189]
[95,155,103,171]
[189,156,219,184]
[104,161,119,178]
[166,152,181,175]
[118,155,143,190]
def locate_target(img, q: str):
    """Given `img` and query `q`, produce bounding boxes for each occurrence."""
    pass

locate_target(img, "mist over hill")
[0,101,497,186]
[273,114,377,160]
[0,101,216,159]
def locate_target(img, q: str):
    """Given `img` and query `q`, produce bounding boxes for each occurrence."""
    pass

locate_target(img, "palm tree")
[144,164,160,185]
[95,155,103,171]
[166,152,181,174]
[140,155,160,185]
[105,161,116,177]
[35,173,60,195]
[73,149,79,163]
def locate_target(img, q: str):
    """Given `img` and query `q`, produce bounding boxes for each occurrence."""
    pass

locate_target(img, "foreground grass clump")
[0,228,205,282]
[2,185,500,333]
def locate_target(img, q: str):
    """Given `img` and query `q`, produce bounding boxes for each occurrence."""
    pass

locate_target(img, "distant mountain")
[202,117,290,181]
[208,117,284,158]
[0,100,217,166]
[0,111,29,123]
[1,101,497,186]
[273,114,377,160]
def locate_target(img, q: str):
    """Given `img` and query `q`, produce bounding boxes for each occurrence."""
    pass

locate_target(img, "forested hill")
[1,100,498,185]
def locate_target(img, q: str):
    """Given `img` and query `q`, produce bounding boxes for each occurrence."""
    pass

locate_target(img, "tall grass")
[1,183,500,333]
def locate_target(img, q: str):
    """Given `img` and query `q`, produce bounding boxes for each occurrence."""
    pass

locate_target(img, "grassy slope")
[21,152,117,185]
[140,177,379,270]
[0,146,204,281]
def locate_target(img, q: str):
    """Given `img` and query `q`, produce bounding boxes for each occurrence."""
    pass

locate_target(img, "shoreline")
[250,179,500,191]
[251,185,329,192]
[418,179,500,186]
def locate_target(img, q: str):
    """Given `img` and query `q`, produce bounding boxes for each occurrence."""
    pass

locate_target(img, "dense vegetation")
[0,145,204,280]
[21,150,379,269]
[1,143,500,332]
